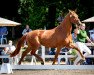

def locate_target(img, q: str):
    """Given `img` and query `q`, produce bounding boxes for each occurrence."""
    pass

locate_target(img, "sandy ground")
[0,61,94,75]
[1,56,94,75]
[0,69,94,75]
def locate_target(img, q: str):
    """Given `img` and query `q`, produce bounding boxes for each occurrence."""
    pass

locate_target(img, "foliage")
[18,0,48,29]
[18,0,94,29]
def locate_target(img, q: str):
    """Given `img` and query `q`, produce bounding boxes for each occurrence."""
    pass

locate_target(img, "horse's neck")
[59,14,72,34]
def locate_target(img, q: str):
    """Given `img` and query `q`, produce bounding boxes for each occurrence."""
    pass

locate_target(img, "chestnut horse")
[10,10,85,65]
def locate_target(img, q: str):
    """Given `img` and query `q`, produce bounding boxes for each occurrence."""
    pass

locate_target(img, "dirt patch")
[0,70,94,75]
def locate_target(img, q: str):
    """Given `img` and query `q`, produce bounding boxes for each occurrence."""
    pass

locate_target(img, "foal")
[10,10,85,65]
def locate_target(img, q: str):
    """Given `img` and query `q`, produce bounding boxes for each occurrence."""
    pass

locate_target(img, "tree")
[18,0,48,29]
[18,0,94,36]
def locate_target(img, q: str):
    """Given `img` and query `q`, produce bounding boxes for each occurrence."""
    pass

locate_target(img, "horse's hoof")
[41,62,44,65]
[77,59,85,65]
[10,54,13,57]
[82,57,85,61]
[18,62,21,65]
[52,63,55,65]
[18,63,21,65]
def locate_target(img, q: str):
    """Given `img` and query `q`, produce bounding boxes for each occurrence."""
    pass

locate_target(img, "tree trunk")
[46,4,56,29]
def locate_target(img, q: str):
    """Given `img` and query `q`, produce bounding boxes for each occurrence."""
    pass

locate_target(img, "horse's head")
[69,10,81,26]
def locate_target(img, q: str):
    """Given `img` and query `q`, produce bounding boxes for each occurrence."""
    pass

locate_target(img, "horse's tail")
[10,35,26,57]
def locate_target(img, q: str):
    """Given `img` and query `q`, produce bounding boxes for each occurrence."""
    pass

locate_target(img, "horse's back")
[26,28,73,48]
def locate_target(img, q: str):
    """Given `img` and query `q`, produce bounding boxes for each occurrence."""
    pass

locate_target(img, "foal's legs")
[70,44,85,59]
[30,49,44,65]
[18,47,31,65]
[52,47,61,65]
[69,44,85,65]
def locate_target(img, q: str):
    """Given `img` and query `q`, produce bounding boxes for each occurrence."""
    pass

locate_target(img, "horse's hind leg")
[31,50,44,65]
[18,47,31,65]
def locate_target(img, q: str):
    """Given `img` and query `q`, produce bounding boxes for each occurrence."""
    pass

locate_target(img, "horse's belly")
[39,39,57,48]
[39,38,65,48]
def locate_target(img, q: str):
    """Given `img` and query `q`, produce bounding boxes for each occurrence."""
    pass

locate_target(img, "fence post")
[41,45,45,63]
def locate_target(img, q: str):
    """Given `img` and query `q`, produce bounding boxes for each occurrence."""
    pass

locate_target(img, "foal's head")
[69,10,81,26]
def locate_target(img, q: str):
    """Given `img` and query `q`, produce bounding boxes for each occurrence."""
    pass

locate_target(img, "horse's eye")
[70,15,72,17]
[70,15,75,18]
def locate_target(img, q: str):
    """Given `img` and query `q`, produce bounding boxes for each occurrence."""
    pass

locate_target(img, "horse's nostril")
[77,20,82,26]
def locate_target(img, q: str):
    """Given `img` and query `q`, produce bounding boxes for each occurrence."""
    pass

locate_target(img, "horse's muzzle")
[77,20,82,26]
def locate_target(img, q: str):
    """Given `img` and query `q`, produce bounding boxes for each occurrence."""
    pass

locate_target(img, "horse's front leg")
[69,43,85,60]
[52,47,61,65]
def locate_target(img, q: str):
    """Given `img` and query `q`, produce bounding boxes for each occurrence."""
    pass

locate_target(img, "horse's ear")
[69,9,71,12]
[68,10,72,17]
[74,9,77,12]
[69,9,73,13]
